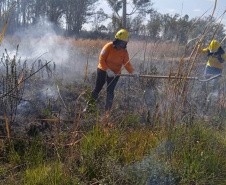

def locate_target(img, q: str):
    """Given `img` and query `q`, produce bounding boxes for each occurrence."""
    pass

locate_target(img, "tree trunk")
[122,0,126,29]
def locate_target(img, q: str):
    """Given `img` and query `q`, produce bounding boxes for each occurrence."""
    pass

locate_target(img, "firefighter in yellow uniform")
[198,40,226,94]
[84,29,139,114]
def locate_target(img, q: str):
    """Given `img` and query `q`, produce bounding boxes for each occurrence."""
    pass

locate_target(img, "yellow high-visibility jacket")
[98,42,134,74]
[199,46,226,69]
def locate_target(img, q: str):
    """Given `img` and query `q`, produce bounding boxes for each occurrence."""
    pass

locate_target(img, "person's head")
[113,29,129,50]
[209,40,221,53]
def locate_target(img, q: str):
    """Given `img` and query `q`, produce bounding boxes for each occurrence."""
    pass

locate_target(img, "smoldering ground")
[0,18,98,122]
[0,16,222,129]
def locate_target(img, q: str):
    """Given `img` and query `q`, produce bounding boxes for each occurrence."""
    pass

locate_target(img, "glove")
[106,69,115,77]
[132,70,140,78]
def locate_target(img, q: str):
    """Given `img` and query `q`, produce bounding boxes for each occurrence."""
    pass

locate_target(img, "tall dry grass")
[1,0,226,183]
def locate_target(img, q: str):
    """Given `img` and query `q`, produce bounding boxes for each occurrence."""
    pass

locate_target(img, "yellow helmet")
[115,29,129,42]
[209,40,221,52]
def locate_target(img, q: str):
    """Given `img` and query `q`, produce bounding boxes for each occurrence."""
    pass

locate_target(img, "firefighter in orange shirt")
[84,29,139,114]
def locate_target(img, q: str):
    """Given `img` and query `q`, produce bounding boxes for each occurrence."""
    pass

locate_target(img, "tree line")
[0,0,225,45]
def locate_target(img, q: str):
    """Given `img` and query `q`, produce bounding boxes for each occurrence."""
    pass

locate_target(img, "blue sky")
[152,0,225,23]
[96,0,226,29]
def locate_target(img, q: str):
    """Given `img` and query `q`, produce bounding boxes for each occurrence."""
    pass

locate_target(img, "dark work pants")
[202,66,222,91]
[92,68,120,111]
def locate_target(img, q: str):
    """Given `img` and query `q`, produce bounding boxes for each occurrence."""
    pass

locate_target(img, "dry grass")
[1,2,226,182]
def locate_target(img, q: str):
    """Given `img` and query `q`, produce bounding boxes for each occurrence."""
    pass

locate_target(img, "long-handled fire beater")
[117,73,222,82]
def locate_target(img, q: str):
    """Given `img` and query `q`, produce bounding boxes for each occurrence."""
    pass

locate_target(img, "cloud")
[166,8,176,13]
[193,9,201,12]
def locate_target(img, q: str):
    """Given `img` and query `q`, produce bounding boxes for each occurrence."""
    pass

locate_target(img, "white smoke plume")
[0,17,99,117]
[0,17,97,82]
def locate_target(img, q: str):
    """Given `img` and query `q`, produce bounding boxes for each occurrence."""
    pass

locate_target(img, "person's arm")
[198,44,208,54]
[98,43,111,71]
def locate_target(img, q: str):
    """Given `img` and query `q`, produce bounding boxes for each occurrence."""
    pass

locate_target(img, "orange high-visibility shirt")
[97,42,135,74]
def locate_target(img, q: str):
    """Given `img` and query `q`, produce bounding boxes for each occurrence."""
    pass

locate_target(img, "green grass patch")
[1,120,226,184]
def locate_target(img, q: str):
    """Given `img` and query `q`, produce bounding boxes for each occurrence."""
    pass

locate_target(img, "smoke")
[0,17,96,81]
[0,17,99,118]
